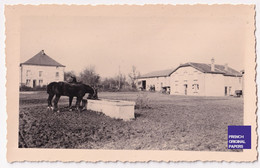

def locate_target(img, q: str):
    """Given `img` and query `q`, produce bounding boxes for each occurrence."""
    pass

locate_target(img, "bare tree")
[64,70,76,82]
[79,65,100,87]
[128,65,140,89]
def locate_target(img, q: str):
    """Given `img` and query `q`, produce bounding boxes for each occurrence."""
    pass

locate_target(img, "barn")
[20,50,65,88]
[137,69,173,93]
[137,59,243,96]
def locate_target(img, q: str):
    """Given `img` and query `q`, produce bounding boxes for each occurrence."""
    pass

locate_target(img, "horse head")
[87,86,98,100]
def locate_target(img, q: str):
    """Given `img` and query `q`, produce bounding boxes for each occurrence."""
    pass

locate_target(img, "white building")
[137,59,243,96]
[20,50,65,88]
[170,60,242,96]
[137,69,173,92]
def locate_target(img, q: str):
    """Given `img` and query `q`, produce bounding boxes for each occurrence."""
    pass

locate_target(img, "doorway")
[142,80,146,90]
[225,86,227,96]
[33,80,36,88]
[184,84,188,95]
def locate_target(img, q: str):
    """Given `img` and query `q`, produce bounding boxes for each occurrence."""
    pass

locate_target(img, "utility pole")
[118,65,121,90]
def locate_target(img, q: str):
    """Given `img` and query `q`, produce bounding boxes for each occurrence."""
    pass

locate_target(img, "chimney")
[41,50,45,55]
[211,58,215,71]
[224,63,228,71]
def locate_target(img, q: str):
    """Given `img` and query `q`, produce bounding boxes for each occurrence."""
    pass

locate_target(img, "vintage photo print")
[6,5,257,162]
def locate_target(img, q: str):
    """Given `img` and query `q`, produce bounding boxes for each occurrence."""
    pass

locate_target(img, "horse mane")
[82,84,94,94]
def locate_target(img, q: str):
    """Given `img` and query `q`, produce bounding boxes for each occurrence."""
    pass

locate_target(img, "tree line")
[64,65,141,91]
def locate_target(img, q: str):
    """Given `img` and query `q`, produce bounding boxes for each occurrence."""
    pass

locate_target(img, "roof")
[20,50,65,67]
[139,62,242,79]
[170,62,242,77]
[138,68,175,79]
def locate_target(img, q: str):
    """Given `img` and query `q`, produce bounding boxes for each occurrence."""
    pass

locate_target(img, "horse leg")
[82,99,87,111]
[76,97,82,112]
[69,96,73,111]
[53,95,61,112]
[47,94,55,111]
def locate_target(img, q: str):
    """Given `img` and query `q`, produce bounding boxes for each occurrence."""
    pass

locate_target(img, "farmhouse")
[137,59,243,96]
[20,50,65,88]
[170,59,242,96]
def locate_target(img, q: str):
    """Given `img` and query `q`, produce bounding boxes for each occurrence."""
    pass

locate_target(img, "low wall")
[86,99,135,121]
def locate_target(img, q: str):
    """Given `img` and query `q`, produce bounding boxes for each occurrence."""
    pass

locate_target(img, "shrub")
[33,85,47,91]
[20,85,47,91]
[20,85,33,91]
[135,93,151,109]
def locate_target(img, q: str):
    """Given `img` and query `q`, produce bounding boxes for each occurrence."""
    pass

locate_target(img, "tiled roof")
[170,62,242,77]
[138,68,175,78]
[20,50,65,67]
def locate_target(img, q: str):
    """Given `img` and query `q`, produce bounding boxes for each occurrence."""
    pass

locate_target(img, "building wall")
[138,66,242,96]
[137,76,170,91]
[20,65,65,87]
[224,76,242,96]
[170,66,206,96]
[204,73,225,96]
[169,66,242,96]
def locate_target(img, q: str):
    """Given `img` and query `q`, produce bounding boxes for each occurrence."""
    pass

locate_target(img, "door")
[184,84,188,95]
[142,80,146,90]
[33,80,36,88]
[225,86,227,96]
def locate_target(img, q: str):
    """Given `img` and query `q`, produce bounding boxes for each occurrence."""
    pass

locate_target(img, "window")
[39,80,43,86]
[229,87,232,94]
[56,72,59,78]
[26,79,31,86]
[26,70,30,77]
[39,71,43,77]
[192,84,199,90]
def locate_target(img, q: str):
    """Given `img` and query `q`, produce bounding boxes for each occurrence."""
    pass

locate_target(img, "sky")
[20,5,251,78]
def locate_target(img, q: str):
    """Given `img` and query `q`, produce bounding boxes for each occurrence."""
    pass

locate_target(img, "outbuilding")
[137,69,173,93]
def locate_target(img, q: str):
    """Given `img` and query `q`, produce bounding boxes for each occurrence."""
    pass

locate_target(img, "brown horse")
[47,81,98,112]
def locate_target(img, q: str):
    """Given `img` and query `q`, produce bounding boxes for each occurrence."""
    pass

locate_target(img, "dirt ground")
[19,91,243,151]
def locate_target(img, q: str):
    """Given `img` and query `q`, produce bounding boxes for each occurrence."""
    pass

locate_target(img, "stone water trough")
[86,99,136,121]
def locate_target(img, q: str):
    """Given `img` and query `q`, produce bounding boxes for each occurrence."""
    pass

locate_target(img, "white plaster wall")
[20,65,65,87]
[204,73,225,96]
[170,66,206,96]
[137,76,170,91]
[224,76,243,95]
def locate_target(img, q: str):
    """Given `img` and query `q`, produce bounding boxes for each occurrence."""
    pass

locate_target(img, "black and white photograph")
[4,4,257,162]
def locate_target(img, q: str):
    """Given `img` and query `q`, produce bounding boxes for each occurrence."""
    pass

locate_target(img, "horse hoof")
[47,107,53,111]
